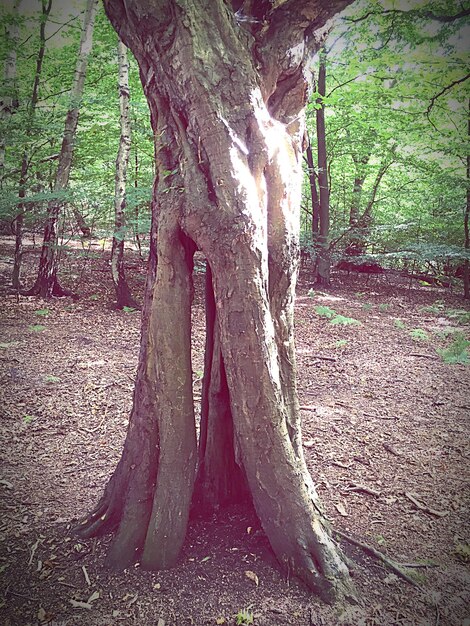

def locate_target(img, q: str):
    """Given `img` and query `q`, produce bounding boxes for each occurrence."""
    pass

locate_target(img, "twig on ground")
[404,492,449,518]
[343,482,381,497]
[333,528,423,589]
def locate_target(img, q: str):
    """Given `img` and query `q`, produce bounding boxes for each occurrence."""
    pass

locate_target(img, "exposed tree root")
[21,278,78,300]
[333,528,424,589]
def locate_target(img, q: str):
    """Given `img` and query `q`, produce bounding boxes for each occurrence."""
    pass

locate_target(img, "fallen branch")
[404,492,449,518]
[343,482,381,497]
[410,353,437,360]
[333,528,423,589]
[311,354,337,362]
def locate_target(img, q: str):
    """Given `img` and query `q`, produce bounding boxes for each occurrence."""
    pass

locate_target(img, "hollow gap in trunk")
[192,260,252,516]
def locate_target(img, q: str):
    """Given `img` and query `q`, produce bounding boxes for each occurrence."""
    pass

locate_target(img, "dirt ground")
[0,238,469,626]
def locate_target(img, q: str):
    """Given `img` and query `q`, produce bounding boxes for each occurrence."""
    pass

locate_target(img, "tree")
[11,0,51,290]
[314,48,331,284]
[76,0,356,604]
[0,0,20,184]
[110,39,139,309]
[24,0,98,298]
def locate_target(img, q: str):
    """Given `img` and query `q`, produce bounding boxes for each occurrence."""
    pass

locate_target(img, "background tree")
[110,40,139,309]
[301,0,469,286]
[76,0,357,605]
[24,0,99,298]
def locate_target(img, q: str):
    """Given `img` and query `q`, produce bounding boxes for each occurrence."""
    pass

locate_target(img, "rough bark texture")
[78,0,356,605]
[111,40,139,310]
[24,0,98,299]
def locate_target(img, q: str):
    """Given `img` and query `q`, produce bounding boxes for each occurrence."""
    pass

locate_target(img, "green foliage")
[45,375,61,384]
[34,308,50,317]
[28,324,46,332]
[330,314,361,326]
[122,306,138,313]
[394,319,406,330]
[314,305,337,318]
[409,328,429,341]
[302,0,468,284]
[235,609,254,626]
[362,302,373,311]
[314,305,361,325]
[379,303,390,312]
[335,339,349,348]
[437,332,469,364]
[23,414,34,424]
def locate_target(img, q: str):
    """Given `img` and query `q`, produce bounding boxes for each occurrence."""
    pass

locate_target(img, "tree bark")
[111,40,139,309]
[77,0,355,605]
[315,49,331,285]
[24,0,98,299]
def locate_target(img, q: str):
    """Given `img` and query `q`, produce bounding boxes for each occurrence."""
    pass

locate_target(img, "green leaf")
[34,308,50,317]
[28,325,46,333]
[45,375,62,384]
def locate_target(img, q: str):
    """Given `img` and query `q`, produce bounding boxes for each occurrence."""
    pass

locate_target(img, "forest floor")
[0,237,469,626]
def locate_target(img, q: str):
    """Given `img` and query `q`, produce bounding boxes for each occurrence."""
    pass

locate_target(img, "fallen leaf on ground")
[244,570,259,586]
[335,503,349,517]
[69,599,93,610]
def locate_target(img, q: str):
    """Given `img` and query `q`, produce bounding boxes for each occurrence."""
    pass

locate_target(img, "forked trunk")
[77,0,355,605]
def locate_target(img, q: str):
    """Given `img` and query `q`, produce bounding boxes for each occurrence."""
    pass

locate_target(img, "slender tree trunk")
[111,40,139,309]
[306,134,320,239]
[0,0,20,186]
[24,0,98,298]
[76,0,355,606]
[12,0,51,290]
[464,104,470,298]
[315,49,331,285]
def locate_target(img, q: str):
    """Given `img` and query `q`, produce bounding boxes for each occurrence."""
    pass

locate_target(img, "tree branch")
[426,73,470,116]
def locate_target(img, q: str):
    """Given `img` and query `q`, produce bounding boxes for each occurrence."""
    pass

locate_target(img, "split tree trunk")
[111,40,139,309]
[24,0,98,299]
[77,0,355,605]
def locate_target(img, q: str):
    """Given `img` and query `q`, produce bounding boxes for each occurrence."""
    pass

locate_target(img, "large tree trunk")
[77,0,355,605]
[24,0,98,299]
[111,40,139,309]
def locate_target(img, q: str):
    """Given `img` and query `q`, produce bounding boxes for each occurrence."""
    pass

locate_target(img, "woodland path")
[0,238,469,626]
